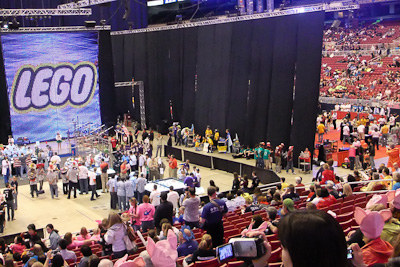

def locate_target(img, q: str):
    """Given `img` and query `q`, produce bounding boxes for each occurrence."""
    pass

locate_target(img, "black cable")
[106,0,125,24]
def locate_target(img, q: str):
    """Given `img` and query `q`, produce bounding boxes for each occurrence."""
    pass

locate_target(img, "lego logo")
[11,62,97,113]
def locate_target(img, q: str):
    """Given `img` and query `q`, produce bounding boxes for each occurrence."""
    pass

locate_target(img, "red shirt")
[111,138,117,148]
[321,169,336,184]
[316,195,337,209]
[362,238,393,266]
[100,162,108,173]
[169,158,177,169]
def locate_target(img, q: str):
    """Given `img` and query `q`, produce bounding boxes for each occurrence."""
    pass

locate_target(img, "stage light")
[85,20,96,28]
[175,15,182,24]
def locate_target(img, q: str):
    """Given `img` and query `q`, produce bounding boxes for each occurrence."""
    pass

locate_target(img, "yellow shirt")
[281,182,289,190]
[382,125,389,134]
[214,132,220,141]
[207,138,213,145]
[384,175,393,190]
[317,124,325,134]
[205,129,212,137]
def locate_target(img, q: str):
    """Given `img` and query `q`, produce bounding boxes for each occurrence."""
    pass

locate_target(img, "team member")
[67,162,79,199]
[47,164,59,199]
[201,186,228,247]
[100,159,109,193]
[107,175,118,210]
[3,183,15,221]
[10,176,18,210]
[78,162,89,194]
[89,168,100,201]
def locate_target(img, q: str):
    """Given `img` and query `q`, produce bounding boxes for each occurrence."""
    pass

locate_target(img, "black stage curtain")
[213,157,241,174]
[98,31,117,127]
[113,12,324,152]
[164,145,183,161]
[0,38,11,144]
[290,12,325,166]
[183,150,213,169]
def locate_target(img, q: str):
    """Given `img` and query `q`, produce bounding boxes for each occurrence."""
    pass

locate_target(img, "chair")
[224,229,240,238]
[269,247,282,263]
[336,212,354,223]
[340,205,354,214]
[339,219,355,231]
[235,222,249,231]
[66,259,76,267]
[343,195,355,202]
[354,201,366,209]
[177,255,187,266]
[266,234,278,241]
[193,258,219,267]
[269,263,283,267]
[227,261,245,267]
[270,240,281,251]
[330,203,341,210]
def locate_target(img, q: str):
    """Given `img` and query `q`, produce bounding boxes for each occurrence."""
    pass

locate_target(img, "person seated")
[177,226,198,257]
[78,245,92,267]
[270,192,282,206]
[234,190,246,207]
[295,177,305,188]
[361,173,383,192]
[244,196,260,214]
[224,193,238,212]
[257,196,269,208]
[350,207,394,266]
[316,188,337,209]
[59,239,77,263]
[282,185,300,201]
[393,172,400,191]
[77,227,92,241]
[185,234,215,265]
[243,146,254,159]
[326,181,340,199]
[280,177,289,190]
[341,183,353,199]
[321,164,337,184]
[370,203,400,246]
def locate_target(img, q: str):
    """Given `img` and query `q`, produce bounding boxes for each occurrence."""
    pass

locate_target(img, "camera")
[216,237,267,262]
[347,248,353,259]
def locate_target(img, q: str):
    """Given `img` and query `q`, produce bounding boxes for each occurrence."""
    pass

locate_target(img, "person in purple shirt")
[177,226,198,257]
[184,173,194,188]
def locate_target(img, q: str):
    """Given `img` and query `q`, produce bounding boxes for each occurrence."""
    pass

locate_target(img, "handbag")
[123,224,137,252]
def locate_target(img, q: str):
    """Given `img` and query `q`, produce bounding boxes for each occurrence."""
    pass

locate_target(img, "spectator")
[177,226,198,257]
[321,164,336,184]
[136,195,155,233]
[10,236,26,254]
[244,196,260,214]
[154,192,174,232]
[224,193,237,212]
[167,186,179,212]
[281,198,295,218]
[46,224,61,250]
[104,213,128,259]
[295,176,304,187]
[270,192,282,206]
[201,186,228,247]
[88,255,100,267]
[277,210,347,267]
[59,239,77,263]
[182,187,200,229]
[149,185,161,209]
[188,234,215,264]
[78,245,92,267]
[393,172,400,191]
[282,185,300,201]
[146,229,178,267]
[342,183,353,199]
[317,188,337,209]
[327,181,340,199]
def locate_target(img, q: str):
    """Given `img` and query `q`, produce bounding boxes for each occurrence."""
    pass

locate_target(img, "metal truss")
[0,9,92,16]
[0,25,111,32]
[58,0,117,9]
[112,4,359,35]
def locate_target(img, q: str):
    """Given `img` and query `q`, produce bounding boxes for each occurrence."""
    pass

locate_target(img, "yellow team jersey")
[317,124,325,134]
[205,129,212,137]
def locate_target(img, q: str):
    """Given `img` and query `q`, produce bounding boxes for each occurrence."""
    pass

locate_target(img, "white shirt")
[51,155,61,164]
[88,171,97,186]
[390,116,396,125]
[378,117,386,125]
[357,125,365,133]
[380,108,386,116]
[343,126,350,136]
[150,190,161,206]
[79,165,89,179]
[167,191,179,210]
[129,155,137,166]
[372,131,380,138]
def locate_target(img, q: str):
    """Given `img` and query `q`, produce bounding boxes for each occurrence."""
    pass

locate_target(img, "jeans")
[20,165,28,178]
[370,156,375,169]
[30,184,38,197]
[6,200,14,220]
[68,181,78,198]
[4,169,9,185]
[382,134,389,146]
[286,160,294,173]
[156,145,162,157]
[50,184,58,198]
[79,179,89,194]
[372,137,379,150]
[90,185,99,200]
[350,157,355,170]
[343,135,351,145]
[110,192,118,209]
[126,196,133,208]
[318,133,324,143]
[141,220,154,233]
[118,195,127,211]
[137,191,145,204]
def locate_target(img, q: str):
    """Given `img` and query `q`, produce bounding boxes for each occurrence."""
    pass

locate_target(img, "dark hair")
[227,193,233,200]
[27,224,36,231]
[288,184,295,194]
[276,184,282,190]
[38,254,46,264]
[281,177,286,182]
[209,180,216,187]
[22,255,30,264]
[189,187,196,196]
[13,252,21,262]
[5,259,14,267]
[52,254,65,267]
[237,190,243,196]
[278,210,347,267]
[266,207,277,220]
[169,186,174,191]
[320,188,329,198]
[252,215,263,229]
[88,255,100,267]
[160,191,168,201]
[154,184,157,190]
[207,186,217,197]
[59,239,68,250]
[81,245,92,257]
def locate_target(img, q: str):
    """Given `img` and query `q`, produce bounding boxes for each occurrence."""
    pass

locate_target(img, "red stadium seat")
[336,212,354,223]
[340,219,355,231]
[194,258,219,267]
[269,247,282,263]
[268,262,283,267]
[340,205,354,214]
[227,261,245,267]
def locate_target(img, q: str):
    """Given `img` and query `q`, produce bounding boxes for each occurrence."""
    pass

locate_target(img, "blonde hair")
[343,184,353,197]
[198,234,212,250]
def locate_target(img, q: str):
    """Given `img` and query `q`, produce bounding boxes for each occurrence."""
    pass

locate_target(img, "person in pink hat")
[350,207,393,266]
[146,229,178,267]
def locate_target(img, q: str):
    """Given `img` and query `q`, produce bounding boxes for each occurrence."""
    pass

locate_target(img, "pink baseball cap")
[354,207,392,239]
[147,229,178,267]
[387,190,400,209]
[366,194,388,210]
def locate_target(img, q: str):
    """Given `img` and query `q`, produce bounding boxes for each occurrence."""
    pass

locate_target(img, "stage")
[164,145,281,185]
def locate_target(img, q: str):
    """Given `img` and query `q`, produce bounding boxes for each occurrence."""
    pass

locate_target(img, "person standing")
[136,195,155,233]
[3,183,15,221]
[12,156,21,180]
[19,153,29,180]
[136,174,147,204]
[89,168,100,201]
[263,146,271,170]
[28,164,39,198]
[332,111,338,130]
[60,167,69,195]
[2,157,11,185]
[182,187,200,229]
[201,187,228,247]
[120,160,129,180]
[286,146,295,174]
[155,133,163,157]
[56,132,62,152]
[67,163,79,199]
[78,163,89,195]
[168,155,178,178]
[10,176,18,210]
[149,184,161,209]
[371,128,380,151]
[51,152,61,170]
[154,191,174,232]
[116,177,127,211]
[129,152,137,172]
[167,186,179,212]
[275,145,282,173]
[368,141,376,169]
[343,124,351,144]
[225,129,233,153]
[47,165,59,199]
[317,122,325,143]
[100,159,109,193]
[124,177,134,207]
[107,175,118,210]
[36,160,45,191]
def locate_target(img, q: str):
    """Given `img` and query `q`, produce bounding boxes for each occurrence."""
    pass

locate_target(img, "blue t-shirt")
[201,199,228,224]
[177,240,198,257]
[393,182,400,191]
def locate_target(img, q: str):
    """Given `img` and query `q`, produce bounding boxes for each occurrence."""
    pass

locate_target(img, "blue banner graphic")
[1,32,102,142]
